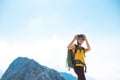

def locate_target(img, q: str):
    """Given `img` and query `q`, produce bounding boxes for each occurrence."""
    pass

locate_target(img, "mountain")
[60,72,96,80]
[0,70,3,79]
[60,72,77,80]
[1,57,65,80]
[1,57,95,80]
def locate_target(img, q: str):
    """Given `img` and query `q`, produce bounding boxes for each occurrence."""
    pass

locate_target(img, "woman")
[67,34,91,80]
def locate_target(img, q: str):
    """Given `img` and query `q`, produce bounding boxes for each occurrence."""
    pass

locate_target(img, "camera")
[78,34,84,39]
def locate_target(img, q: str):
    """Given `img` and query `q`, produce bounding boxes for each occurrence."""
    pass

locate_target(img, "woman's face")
[77,38,84,45]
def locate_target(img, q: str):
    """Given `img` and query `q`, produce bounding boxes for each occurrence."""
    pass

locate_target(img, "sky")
[0,0,120,80]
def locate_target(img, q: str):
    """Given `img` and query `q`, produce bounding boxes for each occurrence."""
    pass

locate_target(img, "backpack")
[66,45,87,72]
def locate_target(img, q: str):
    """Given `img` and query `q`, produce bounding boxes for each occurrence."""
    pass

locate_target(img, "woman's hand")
[74,34,79,40]
[67,34,78,49]
[83,35,87,40]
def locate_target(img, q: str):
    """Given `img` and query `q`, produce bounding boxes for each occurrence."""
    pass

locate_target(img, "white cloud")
[0,69,3,78]
[91,64,120,80]
[0,35,68,72]
[84,36,120,80]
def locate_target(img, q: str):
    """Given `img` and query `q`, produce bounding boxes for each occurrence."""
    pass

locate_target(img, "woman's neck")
[77,44,81,47]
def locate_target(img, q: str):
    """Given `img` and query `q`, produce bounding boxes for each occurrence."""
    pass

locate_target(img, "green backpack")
[66,45,87,72]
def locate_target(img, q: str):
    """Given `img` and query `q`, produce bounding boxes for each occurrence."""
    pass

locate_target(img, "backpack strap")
[73,44,80,66]
[74,44,79,54]
[72,45,78,67]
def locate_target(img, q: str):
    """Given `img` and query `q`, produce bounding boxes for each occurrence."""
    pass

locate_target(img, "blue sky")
[0,0,120,80]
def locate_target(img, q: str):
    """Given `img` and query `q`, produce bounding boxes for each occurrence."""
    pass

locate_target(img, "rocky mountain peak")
[1,57,64,80]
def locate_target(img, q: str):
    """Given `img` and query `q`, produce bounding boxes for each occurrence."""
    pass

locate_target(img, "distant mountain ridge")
[60,72,96,80]
[1,57,65,80]
[60,72,77,80]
